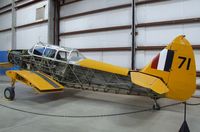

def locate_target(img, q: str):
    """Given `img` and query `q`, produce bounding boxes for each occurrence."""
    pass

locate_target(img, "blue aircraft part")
[0,51,19,75]
[0,51,8,62]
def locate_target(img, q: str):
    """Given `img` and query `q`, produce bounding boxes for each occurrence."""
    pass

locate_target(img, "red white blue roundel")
[151,49,174,72]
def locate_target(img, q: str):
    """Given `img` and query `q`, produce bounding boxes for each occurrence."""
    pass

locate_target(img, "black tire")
[4,87,15,101]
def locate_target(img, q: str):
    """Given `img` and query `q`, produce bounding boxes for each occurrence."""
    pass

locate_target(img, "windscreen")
[33,46,45,56]
[69,51,85,61]
[44,48,57,58]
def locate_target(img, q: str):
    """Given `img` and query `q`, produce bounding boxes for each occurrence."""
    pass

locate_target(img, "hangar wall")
[135,0,200,86]
[0,0,48,50]
[60,0,132,68]
[0,0,12,50]
[16,0,48,49]
[135,0,200,69]
[59,0,200,86]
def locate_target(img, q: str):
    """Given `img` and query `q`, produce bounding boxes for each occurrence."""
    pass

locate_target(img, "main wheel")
[4,87,15,101]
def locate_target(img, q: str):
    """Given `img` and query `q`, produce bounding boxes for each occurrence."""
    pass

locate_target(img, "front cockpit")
[28,42,85,64]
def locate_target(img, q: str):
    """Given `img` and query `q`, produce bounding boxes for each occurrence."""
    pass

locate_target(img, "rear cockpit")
[28,42,85,64]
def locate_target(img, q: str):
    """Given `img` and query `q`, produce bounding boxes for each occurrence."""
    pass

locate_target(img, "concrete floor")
[0,77,200,132]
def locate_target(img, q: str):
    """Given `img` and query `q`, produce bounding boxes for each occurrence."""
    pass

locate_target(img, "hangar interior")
[0,0,200,132]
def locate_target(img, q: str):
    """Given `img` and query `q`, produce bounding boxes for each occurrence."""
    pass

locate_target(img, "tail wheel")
[4,87,15,101]
[153,103,160,110]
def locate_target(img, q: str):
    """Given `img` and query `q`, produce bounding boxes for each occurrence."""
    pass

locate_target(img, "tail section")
[131,35,196,101]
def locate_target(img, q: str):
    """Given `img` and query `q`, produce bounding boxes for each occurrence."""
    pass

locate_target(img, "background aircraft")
[0,35,196,110]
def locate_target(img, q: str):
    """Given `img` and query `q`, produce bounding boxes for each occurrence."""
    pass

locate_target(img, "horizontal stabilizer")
[130,71,169,94]
[6,70,64,92]
[0,63,13,69]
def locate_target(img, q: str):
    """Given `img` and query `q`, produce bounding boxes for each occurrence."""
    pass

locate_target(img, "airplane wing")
[6,70,64,92]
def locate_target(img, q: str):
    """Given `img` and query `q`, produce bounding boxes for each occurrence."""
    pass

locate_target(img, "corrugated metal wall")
[16,1,48,49]
[135,0,200,85]
[60,0,132,68]
[136,0,200,69]
[0,0,48,50]
[0,0,12,50]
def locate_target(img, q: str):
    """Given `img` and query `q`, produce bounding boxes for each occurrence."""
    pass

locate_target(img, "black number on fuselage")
[178,56,191,70]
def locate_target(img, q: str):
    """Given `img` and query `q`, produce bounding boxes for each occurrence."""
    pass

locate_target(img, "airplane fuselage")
[7,43,157,98]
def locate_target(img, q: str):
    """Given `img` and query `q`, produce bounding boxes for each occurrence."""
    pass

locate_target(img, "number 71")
[178,56,191,70]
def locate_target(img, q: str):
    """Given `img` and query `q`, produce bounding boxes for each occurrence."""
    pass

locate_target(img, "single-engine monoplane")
[0,35,196,110]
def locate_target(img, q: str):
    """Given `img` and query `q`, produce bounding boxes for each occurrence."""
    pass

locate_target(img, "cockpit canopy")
[28,42,85,63]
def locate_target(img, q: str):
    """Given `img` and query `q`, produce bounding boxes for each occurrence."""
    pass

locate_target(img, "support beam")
[11,0,16,49]
[136,17,200,28]
[131,0,136,70]
[0,28,11,33]
[136,45,200,50]
[15,0,27,4]
[60,0,82,6]
[60,25,131,36]
[54,0,60,45]
[78,47,132,52]
[136,0,172,6]
[16,20,48,29]
[48,0,55,44]
[0,3,11,11]
[15,0,43,10]
[0,9,11,15]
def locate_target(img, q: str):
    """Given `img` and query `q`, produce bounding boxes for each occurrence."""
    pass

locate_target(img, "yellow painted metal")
[165,36,196,101]
[78,59,129,76]
[0,62,13,68]
[6,70,64,92]
[132,35,196,101]
[131,72,169,94]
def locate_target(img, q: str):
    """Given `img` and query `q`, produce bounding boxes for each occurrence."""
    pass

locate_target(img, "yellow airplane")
[0,35,196,110]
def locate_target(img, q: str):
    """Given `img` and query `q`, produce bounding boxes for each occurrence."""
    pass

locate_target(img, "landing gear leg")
[152,99,160,110]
